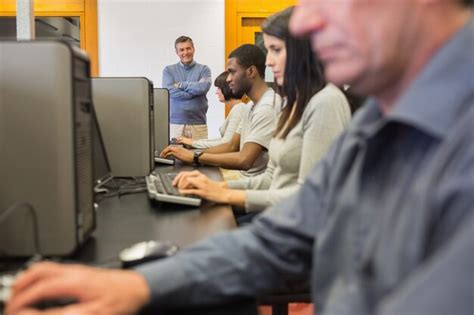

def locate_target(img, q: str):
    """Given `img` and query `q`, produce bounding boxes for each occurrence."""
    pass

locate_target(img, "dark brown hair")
[262,7,326,139]
[214,71,244,101]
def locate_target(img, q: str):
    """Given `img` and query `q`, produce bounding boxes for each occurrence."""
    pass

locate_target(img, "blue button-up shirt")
[137,19,474,314]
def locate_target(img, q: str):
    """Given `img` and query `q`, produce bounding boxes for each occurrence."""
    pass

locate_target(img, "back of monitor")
[0,41,95,256]
[153,88,170,154]
[92,78,154,177]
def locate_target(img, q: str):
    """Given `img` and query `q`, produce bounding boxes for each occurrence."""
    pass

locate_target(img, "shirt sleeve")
[228,158,274,190]
[242,105,276,149]
[162,66,194,100]
[192,104,245,149]
[134,134,343,309]
[227,157,277,212]
[221,104,245,143]
[179,66,212,96]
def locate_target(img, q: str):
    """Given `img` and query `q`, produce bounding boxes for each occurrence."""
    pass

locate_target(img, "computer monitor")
[153,88,170,154]
[91,77,155,178]
[0,40,95,256]
[91,106,113,188]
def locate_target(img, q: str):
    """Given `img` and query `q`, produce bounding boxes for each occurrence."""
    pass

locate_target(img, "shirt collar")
[387,18,474,139]
[179,60,196,69]
[251,87,274,111]
[353,18,474,140]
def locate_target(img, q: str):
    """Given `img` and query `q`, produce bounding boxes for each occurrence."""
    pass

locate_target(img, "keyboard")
[154,156,175,165]
[0,271,18,306]
[146,172,201,207]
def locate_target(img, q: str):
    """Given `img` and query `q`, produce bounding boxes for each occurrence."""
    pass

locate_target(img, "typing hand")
[176,137,193,146]
[5,262,150,315]
[173,171,229,203]
[160,146,193,163]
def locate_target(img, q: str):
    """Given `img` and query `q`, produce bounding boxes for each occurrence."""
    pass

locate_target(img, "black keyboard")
[146,173,201,207]
[154,172,180,195]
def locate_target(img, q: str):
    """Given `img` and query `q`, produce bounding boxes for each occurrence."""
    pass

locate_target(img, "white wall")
[98,0,225,137]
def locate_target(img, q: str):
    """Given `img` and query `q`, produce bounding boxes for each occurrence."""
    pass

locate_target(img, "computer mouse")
[119,240,179,268]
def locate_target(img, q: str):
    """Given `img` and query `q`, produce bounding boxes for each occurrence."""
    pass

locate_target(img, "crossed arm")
[162,66,211,100]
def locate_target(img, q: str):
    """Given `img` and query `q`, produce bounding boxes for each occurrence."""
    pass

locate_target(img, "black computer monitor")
[91,106,113,188]
[153,88,170,154]
[92,77,155,177]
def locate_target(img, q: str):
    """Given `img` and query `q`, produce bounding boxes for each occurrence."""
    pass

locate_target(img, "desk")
[77,163,237,266]
[1,164,259,315]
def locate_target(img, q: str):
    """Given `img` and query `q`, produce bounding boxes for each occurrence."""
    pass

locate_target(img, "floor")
[259,303,314,315]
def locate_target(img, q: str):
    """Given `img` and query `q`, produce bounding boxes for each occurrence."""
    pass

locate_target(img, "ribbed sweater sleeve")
[192,103,245,149]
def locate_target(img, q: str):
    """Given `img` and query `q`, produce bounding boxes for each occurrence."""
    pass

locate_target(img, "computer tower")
[153,88,170,154]
[91,77,154,177]
[0,41,95,256]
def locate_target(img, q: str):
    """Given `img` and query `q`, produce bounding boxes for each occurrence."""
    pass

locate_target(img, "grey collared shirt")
[137,19,474,314]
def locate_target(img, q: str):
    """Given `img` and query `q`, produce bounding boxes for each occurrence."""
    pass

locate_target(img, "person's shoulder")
[315,84,347,104]
[308,84,350,113]
[302,84,351,125]
[195,62,210,70]
[258,88,280,107]
[229,102,247,115]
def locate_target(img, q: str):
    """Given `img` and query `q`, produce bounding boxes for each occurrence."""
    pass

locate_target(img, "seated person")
[161,44,281,177]
[178,71,247,149]
[173,8,351,216]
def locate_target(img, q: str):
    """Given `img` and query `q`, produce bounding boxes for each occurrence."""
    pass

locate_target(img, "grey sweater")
[228,84,351,212]
[191,103,246,149]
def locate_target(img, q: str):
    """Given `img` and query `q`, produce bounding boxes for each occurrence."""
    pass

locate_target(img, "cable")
[94,177,147,202]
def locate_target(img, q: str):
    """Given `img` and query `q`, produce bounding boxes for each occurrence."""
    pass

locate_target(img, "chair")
[259,292,312,315]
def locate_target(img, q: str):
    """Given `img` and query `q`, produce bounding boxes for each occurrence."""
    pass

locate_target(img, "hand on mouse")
[5,262,150,315]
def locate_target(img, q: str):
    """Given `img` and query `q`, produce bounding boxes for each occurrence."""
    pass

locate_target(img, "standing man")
[163,36,211,140]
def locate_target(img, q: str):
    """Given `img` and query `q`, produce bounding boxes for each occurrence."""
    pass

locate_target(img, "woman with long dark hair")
[174,7,351,218]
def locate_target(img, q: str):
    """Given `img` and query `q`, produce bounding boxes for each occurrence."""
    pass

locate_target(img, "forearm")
[135,202,314,308]
[192,138,224,149]
[245,185,299,213]
[180,81,211,96]
[203,141,238,154]
[199,151,253,170]
[225,189,246,208]
[169,88,194,100]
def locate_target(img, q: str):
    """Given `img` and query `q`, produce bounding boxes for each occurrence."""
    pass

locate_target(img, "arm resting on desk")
[199,142,265,170]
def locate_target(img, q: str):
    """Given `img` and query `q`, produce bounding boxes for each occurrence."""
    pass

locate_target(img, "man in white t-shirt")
[161,44,279,177]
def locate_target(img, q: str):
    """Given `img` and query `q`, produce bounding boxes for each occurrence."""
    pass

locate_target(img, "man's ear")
[246,65,258,79]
